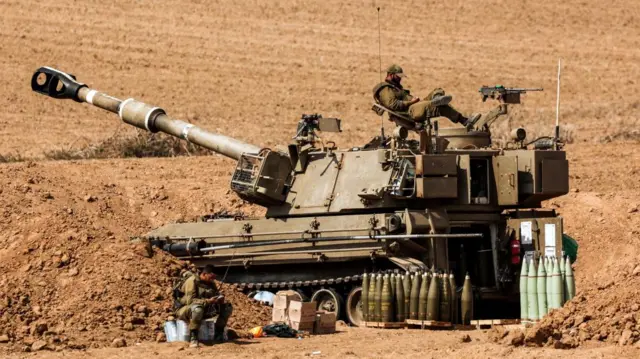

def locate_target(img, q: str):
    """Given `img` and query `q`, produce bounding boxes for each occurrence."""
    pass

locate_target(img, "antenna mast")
[554,59,561,150]
[377,6,385,143]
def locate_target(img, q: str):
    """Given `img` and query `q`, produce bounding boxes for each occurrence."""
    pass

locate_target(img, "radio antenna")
[377,6,385,144]
[554,59,561,150]
[377,7,382,82]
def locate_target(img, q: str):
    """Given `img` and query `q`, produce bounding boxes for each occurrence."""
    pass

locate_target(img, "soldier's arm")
[179,277,196,306]
[379,87,413,112]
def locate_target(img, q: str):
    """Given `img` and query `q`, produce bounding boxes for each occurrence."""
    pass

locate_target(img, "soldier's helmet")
[386,64,406,77]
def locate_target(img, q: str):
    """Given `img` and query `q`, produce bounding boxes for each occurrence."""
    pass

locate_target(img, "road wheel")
[311,288,344,319]
[346,286,364,326]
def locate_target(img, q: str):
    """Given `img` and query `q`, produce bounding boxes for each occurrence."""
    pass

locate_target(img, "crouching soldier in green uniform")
[174,264,233,347]
[373,64,479,127]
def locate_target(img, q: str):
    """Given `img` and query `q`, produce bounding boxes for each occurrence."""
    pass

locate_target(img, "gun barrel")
[505,87,544,92]
[31,67,261,161]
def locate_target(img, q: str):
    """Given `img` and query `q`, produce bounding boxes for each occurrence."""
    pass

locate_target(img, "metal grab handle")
[31,67,87,102]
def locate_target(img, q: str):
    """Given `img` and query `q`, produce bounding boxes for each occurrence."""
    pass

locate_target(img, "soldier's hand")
[207,295,225,304]
[410,97,420,104]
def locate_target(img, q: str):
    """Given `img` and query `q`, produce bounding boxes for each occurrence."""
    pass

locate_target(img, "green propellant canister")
[440,273,451,322]
[545,257,552,312]
[548,258,557,309]
[519,258,528,321]
[362,272,369,321]
[374,273,382,322]
[537,257,548,318]
[395,273,405,322]
[402,273,411,319]
[560,256,567,305]
[551,258,563,309]
[426,272,440,321]
[565,256,576,300]
[367,272,377,322]
[449,273,457,324]
[527,257,539,321]
[381,274,393,322]
[409,273,421,320]
[460,273,473,325]
[418,272,429,320]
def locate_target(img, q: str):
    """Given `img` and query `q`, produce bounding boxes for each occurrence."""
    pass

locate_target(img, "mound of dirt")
[488,259,640,349]
[527,260,640,348]
[0,161,270,353]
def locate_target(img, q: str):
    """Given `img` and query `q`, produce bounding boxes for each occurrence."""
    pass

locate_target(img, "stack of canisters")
[519,256,576,322]
[361,270,474,325]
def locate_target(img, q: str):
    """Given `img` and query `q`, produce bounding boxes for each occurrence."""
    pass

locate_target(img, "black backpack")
[262,323,298,338]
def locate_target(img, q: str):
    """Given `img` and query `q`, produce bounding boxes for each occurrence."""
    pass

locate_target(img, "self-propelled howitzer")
[32,67,570,325]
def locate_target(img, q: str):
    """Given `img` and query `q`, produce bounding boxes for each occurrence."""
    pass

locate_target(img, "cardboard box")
[290,320,315,332]
[288,301,317,323]
[271,308,288,324]
[314,312,336,334]
[273,291,300,310]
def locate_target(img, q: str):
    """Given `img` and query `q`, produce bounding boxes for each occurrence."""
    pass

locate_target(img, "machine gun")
[479,85,543,104]
[293,113,341,146]
[467,85,543,130]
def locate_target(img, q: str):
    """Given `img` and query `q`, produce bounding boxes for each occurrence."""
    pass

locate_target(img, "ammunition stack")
[361,269,474,328]
[519,256,576,323]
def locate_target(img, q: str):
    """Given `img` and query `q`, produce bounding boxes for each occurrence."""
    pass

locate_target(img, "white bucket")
[198,319,216,343]
[163,321,178,342]
[175,320,190,342]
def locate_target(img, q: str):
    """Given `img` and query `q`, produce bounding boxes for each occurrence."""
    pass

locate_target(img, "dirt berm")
[0,160,271,353]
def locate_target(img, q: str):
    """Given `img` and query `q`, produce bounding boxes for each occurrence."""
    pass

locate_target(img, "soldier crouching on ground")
[174,264,233,347]
[373,64,480,127]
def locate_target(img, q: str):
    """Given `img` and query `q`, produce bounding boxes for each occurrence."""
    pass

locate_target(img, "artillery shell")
[537,257,548,318]
[565,256,575,300]
[439,273,451,322]
[449,273,457,325]
[418,273,429,320]
[519,258,528,321]
[390,273,396,300]
[409,273,421,320]
[527,257,539,321]
[460,273,473,325]
[402,273,411,319]
[374,273,382,322]
[426,272,440,321]
[362,272,369,321]
[367,272,377,322]
[395,273,405,322]
[381,274,393,322]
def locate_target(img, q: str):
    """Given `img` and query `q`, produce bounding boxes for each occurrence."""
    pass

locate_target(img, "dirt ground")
[1,0,640,358]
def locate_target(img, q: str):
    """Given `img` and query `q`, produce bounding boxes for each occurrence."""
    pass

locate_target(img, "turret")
[31,67,291,206]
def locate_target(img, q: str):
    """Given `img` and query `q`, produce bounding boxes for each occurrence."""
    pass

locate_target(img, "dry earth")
[1,0,640,358]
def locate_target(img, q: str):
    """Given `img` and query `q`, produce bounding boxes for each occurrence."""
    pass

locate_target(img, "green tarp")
[562,234,579,263]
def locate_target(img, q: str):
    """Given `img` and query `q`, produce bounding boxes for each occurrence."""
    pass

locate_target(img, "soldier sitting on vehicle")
[174,264,233,347]
[373,64,480,127]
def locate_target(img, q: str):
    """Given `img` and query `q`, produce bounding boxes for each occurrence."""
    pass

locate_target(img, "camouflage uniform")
[373,65,467,124]
[175,273,233,334]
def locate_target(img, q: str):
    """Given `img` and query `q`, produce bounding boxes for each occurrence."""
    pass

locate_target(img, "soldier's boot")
[189,330,199,348]
[214,304,233,342]
[429,95,452,107]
